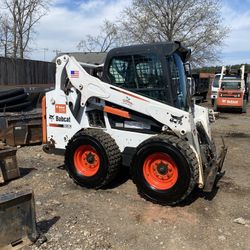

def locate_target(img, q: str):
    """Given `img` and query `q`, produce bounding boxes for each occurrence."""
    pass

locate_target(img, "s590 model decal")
[49,123,72,128]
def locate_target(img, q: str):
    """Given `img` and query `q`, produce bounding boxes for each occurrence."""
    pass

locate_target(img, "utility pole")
[43,48,48,61]
[53,49,61,57]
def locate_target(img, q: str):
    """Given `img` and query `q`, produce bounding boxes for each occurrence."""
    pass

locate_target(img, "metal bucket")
[0,147,20,184]
[0,190,38,249]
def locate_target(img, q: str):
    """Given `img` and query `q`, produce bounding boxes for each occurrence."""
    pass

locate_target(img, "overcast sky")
[30,0,250,66]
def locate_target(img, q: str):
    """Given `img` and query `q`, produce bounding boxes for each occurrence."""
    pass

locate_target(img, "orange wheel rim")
[143,152,178,190]
[74,145,100,177]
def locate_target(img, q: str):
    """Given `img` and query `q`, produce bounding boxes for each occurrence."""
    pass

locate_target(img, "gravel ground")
[0,101,250,250]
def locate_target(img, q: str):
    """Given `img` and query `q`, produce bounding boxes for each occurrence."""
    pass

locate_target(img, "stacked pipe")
[0,88,31,112]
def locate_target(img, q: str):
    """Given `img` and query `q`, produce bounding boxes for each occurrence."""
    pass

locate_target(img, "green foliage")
[194,64,250,74]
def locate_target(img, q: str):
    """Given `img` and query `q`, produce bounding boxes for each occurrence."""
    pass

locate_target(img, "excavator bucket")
[203,138,228,192]
[0,190,38,249]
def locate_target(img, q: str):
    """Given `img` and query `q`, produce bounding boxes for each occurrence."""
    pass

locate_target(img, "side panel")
[45,89,154,151]
[46,89,82,149]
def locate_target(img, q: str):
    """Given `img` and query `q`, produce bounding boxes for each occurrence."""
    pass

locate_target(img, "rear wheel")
[214,100,218,111]
[131,134,199,205]
[65,129,121,188]
[242,99,247,113]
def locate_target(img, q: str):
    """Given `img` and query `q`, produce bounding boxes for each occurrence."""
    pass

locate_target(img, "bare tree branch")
[118,0,229,66]
[77,20,119,52]
[0,0,48,58]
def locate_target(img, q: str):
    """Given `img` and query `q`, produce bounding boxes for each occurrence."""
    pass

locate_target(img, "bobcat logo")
[49,114,55,121]
[170,115,184,125]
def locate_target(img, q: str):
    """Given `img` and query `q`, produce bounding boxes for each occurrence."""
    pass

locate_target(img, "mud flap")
[203,137,228,192]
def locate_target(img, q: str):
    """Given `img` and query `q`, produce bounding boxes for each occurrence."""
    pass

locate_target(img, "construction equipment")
[215,65,248,113]
[210,73,221,106]
[0,146,20,184]
[192,73,210,102]
[42,42,227,205]
[0,110,42,147]
[0,190,38,249]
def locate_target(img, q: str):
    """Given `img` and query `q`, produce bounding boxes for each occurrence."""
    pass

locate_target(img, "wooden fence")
[0,57,55,86]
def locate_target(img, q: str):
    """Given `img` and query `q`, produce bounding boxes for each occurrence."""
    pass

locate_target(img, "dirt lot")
[1,102,250,250]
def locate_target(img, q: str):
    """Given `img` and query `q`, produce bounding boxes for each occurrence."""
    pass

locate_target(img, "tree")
[0,15,12,57]
[77,20,119,52]
[0,0,48,58]
[118,0,229,66]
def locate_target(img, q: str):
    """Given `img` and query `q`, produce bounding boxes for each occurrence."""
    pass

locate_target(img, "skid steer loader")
[42,42,227,205]
[215,65,248,113]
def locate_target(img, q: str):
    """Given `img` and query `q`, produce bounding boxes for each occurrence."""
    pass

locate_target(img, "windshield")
[169,53,188,111]
[221,76,241,90]
[213,75,220,88]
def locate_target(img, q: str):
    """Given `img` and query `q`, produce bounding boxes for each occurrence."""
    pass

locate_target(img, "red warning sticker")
[55,104,66,114]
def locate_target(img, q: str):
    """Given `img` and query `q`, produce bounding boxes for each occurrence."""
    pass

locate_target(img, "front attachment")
[203,137,228,192]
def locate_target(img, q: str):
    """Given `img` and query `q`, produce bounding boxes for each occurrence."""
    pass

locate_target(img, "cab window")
[108,54,168,103]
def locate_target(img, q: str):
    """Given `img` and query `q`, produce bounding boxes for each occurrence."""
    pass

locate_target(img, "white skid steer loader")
[42,42,227,205]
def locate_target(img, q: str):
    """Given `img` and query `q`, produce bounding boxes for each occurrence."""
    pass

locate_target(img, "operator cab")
[220,76,243,90]
[102,42,191,111]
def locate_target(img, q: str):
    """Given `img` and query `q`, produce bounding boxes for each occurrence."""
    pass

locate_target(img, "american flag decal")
[71,70,79,78]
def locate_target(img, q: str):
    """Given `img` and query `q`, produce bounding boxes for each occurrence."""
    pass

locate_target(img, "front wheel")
[64,129,121,188]
[131,134,199,205]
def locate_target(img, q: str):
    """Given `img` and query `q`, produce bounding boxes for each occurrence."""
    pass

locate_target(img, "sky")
[30,0,250,66]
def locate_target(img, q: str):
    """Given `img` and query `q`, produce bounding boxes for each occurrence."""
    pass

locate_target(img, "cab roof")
[106,41,191,63]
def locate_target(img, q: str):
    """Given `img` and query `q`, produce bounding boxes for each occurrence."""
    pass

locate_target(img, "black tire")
[131,134,199,205]
[202,92,207,101]
[0,88,25,99]
[211,99,215,106]
[0,100,31,112]
[0,93,28,107]
[64,129,121,188]
[242,99,247,113]
[214,100,218,111]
